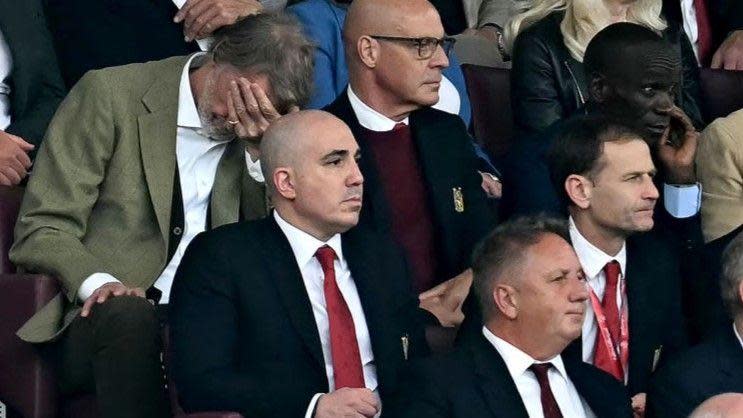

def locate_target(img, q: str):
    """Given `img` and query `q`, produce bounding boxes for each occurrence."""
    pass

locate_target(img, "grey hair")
[472,215,570,321]
[210,12,315,113]
[721,231,743,318]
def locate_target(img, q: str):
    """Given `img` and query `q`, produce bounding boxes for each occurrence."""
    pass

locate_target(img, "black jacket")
[397,332,632,418]
[0,0,65,152]
[510,11,704,138]
[170,217,428,417]
[647,326,743,418]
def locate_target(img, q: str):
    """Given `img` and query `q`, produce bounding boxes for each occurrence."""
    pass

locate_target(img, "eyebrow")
[623,168,657,178]
[320,149,349,162]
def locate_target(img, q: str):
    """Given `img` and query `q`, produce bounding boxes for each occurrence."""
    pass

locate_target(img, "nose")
[429,43,449,69]
[643,176,660,201]
[570,277,590,303]
[654,91,674,114]
[347,159,364,187]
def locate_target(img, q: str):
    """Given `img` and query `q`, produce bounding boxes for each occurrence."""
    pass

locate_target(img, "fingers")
[0,167,21,185]
[131,287,146,298]
[174,0,203,23]
[7,134,35,151]
[418,281,448,300]
[0,172,12,186]
[288,105,300,114]
[238,78,269,129]
[188,7,221,41]
[250,82,281,120]
[80,284,144,317]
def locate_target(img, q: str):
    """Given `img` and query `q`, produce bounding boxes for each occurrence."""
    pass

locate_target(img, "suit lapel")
[138,56,189,244]
[625,236,655,390]
[715,327,743,387]
[342,229,400,389]
[258,218,325,372]
[471,335,530,418]
[565,357,626,418]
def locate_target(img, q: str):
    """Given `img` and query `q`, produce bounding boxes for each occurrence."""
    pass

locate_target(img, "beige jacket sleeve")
[696,109,743,242]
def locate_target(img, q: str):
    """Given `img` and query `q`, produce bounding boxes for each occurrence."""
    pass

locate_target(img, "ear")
[565,174,592,210]
[357,35,379,68]
[589,73,610,104]
[493,284,518,320]
[737,278,743,307]
[273,167,296,200]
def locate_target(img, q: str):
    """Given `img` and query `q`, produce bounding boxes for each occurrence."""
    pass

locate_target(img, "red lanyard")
[588,277,629,382]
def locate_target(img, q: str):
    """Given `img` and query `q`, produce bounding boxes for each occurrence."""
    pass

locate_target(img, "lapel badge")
[452,187,465,213]
[401,334,410,361]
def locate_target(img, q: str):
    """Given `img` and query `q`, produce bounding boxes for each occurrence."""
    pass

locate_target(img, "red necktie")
[529,363,564,418]
[694,0,713,66]
[315,245,365,389]
[593,260,623,381]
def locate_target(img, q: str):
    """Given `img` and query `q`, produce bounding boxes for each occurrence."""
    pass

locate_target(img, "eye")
[641,86,655,97]
[326,158,342,166]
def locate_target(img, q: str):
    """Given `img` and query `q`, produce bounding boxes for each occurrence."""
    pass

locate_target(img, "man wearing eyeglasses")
[325,0,496,329]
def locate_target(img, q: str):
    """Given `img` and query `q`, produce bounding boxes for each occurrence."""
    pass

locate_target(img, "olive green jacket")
[10,55,267,343]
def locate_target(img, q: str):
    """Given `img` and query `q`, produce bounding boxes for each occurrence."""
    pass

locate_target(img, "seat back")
[699,68,743,122]
[0,186,23,274]
[461,64,514,160]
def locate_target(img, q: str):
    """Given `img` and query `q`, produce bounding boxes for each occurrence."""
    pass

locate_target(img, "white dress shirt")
[569,217,628,382]
[78,53,230,303]
[0,27,12,130]
[482,327,595,418]
[734,323,743,350]
[680,0,701,62]
[273,211,379,418]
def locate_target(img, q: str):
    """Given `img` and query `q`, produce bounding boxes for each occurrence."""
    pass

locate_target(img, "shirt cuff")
[663,183,702,219]
[77,273,122,302]
[244,150,265,183]
[304,393,324,418]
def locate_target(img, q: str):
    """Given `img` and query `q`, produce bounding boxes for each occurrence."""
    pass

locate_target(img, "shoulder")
[413,106,468,132]
[701,109,743,149]
[73,56,186,98]
[514,11,565,51]
[287,0,344,37]
[188,217,273,258]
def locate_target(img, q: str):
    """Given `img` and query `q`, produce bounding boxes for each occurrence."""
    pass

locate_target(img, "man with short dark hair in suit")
[324,0,496,327]
[647,231,743,418]
[548,115,687,417]
[399,215,632,418]
[170,110,427,418]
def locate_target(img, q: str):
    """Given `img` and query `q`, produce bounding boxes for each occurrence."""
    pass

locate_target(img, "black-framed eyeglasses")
[369,35,456,59]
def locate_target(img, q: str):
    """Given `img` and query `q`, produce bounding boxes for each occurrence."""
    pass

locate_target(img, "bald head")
[260,110,353,196]
[690,394,743,418]
[344,0,442,65]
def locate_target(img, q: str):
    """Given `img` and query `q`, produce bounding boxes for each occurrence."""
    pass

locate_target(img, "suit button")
[173,227,183,236]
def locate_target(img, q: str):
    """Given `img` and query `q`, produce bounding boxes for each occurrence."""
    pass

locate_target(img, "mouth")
[343,196,362,204]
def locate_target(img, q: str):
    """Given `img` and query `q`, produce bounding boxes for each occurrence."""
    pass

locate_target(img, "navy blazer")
[0,0,65,151]
[397,332,632,418]
[647,326,743,418]
[169,216,428,417]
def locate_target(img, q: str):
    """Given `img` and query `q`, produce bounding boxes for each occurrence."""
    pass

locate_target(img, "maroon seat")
[0,186,239,418]
[461,64,514,159]
[699,68,743,123]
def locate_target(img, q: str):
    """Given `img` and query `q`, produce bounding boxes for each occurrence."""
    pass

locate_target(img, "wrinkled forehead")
[608,44,681,84]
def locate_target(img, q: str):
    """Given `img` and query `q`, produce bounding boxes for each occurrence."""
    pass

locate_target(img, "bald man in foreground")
[689,394,743,418]
[169,110,427,417]
[325,0,495,327]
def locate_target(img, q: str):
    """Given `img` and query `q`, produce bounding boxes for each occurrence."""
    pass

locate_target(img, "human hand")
[80,283,146,317]
[227,78,298,142]
[418,269,473,327]
[631,393,646,418]
[462,26,500,43]
[314,388,380,418]
[174,0,263,41]
[656,106,698,184]
[711,30,743,70]
[479,171,502,199]
[0,130,34,186]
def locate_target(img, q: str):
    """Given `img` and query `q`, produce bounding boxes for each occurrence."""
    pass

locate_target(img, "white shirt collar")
[273,210,345,270]
[482,327,569,381]
[177,52,208,129]
[568,217,627,280]
[734,323,743,350]
[347,86,409,132]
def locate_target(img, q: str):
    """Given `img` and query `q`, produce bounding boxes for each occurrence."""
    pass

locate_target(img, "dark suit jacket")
[647,326,743,418]
[43,0,198,88]
[169,216,428,417]
[397,332,632,418]
[0,0,65,150]
[564,232,688,396]
[325,91,496,285]
[663,0,743,54]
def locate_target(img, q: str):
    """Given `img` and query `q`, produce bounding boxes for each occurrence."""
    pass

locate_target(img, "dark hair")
[472,215,570,320]
[547,115,645,207]
[210,13,315,112]
[584,22,673,81]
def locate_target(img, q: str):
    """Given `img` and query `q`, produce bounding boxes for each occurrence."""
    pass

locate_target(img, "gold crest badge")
[452,187,464,213]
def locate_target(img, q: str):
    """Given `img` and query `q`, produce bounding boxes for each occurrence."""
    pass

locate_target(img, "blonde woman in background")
[505,0,704,138]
